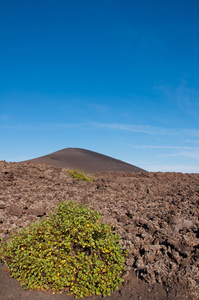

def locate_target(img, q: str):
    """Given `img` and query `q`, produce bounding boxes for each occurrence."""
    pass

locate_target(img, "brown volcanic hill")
[22,148,146,173]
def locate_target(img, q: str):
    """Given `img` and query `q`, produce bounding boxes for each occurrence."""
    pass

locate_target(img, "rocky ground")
[0,161,199,299]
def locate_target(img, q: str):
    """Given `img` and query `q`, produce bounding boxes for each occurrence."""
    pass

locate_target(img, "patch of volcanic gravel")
[0,161,199,299]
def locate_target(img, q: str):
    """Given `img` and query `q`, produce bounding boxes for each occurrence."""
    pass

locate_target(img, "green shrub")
[67,169,93,182]
[0,200,127,298]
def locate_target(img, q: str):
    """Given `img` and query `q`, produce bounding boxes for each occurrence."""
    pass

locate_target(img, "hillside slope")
[23,148,146,173]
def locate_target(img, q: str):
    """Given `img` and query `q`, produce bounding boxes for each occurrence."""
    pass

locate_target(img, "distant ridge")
[22,148,147,173]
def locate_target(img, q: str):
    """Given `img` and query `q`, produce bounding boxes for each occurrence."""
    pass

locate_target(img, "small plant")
[67,169,93,182]
[0,200,127,298]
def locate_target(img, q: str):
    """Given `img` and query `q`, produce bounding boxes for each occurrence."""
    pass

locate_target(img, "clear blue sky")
[1,0,199,173]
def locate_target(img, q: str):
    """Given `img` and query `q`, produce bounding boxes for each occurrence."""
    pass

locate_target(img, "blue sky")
[1,0,199,173]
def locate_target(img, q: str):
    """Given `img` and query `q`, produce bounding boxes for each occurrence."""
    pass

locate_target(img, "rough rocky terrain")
[0,161,199,299]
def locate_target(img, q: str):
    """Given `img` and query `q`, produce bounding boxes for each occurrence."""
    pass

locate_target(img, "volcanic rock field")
[0,155,199,299]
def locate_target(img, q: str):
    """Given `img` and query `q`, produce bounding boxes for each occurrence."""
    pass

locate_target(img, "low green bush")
[67,169,93,182]
[0,200,127,298]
